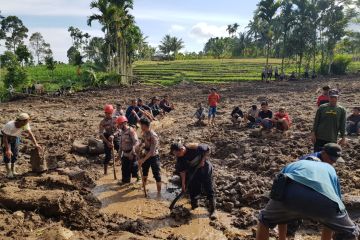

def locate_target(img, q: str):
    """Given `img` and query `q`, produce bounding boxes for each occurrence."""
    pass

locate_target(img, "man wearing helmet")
[99,104,118,175]
[113,116,140,184]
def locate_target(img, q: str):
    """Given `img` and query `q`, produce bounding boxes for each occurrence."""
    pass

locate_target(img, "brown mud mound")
[0,186,85,217]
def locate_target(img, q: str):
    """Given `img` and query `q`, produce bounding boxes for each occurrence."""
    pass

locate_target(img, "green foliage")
[331,55,352,75]
[15,44,32,65]
[0,15,28,52]
[0,51,18,68]
[67,46,80,65]
[98,72,122,85]
[45,56,56,79]
[158,35,184,59]
[4,63,28,88]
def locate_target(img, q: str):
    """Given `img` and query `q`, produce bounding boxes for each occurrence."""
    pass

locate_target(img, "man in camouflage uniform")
[99,104,118,175]
[114,116,140,184]
[138,118,162,194]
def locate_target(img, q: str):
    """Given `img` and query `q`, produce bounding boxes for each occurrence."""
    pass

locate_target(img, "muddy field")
[0,76,360,240]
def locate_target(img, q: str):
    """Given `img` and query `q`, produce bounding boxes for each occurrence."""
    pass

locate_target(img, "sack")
[270,173,288,201]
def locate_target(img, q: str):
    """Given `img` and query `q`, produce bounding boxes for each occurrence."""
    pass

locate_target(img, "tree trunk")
[106,26,112,72]
[281,31,287,73]
[299,53,303,77]
[266,42,270,68]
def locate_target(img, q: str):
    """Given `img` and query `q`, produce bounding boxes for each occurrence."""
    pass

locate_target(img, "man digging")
[1,113,41,178]
[170,142,216,219]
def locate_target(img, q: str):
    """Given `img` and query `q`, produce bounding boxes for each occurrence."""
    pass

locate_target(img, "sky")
[0,0,258,62]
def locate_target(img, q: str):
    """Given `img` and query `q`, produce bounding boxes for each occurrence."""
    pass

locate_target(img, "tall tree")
[29,32,51,64]
[0,16,28,53]
[227,23,239,37]
[257,0,281,67]
[88,0,113,71]
[278,0,295,72]
[159,35,173,58]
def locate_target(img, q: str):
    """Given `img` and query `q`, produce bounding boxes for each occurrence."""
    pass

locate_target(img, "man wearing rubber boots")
[1,113,41,178]
[138,118,162,195]
[114,116,140,184]
[170,142,216,218]
[99,104,118,175]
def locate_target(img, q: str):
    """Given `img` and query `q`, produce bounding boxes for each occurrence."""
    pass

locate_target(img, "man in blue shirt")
[256,143,359,240]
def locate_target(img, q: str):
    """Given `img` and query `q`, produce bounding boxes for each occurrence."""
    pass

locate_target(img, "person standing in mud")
[114,116,140,184]
[170,142,216,218]
[312,89,346,152]
[99,104,118,175]
[208,87,220,126]
[138,118,162,194]
[256,144,359,240]
[1,113,41,178]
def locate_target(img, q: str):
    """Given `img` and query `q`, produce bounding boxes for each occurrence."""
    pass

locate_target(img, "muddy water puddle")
[92,168,245,239]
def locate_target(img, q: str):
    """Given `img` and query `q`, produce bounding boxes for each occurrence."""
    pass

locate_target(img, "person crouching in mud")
[170,142,216,218]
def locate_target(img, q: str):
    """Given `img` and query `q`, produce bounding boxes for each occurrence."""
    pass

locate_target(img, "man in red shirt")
[208,88,220,126]
[271,107,292,131]
[317,86,330,107]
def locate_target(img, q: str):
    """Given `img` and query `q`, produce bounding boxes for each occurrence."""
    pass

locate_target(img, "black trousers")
[121,156,139,183]
[188,161,215,203]
[142,155,161,182]
[103,135,119,165]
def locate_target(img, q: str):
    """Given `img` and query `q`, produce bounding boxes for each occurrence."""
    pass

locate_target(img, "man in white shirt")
[1,113,41,178]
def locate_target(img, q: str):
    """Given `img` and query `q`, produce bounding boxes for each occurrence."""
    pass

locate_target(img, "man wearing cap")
[138,118,161,194]
[1,113,41,178]
[256,143,359,240]
[113,116,139,184]
[170,142,216,218]
[312,89,346,152]
[99,104,118,175]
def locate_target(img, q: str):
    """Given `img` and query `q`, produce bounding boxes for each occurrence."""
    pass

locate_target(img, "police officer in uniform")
[99,104,118,175]
[113,116,140,184]
[138,118,162,194]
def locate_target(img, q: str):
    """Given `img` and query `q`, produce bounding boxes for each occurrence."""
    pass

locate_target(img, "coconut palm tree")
[257,0,281,67]
[88,0,113,71]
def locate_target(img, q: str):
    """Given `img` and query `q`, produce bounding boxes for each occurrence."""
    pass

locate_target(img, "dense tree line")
[0,13,55,90]
[204,0,360,75]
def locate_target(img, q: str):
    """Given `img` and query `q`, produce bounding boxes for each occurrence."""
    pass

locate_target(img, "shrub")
[331,55,352,75]
[4,64,28,89]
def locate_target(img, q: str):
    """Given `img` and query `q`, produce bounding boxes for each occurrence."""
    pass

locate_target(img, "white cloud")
[133,9,247,24]
[189,22,228,43]
[169,24,186,33]
[1,0,93,17]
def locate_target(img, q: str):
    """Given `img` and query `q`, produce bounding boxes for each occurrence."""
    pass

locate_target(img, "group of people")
[261,65,318,82]
[257,86,360,239]
[98,95,176,193]
[1,80,360,239]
